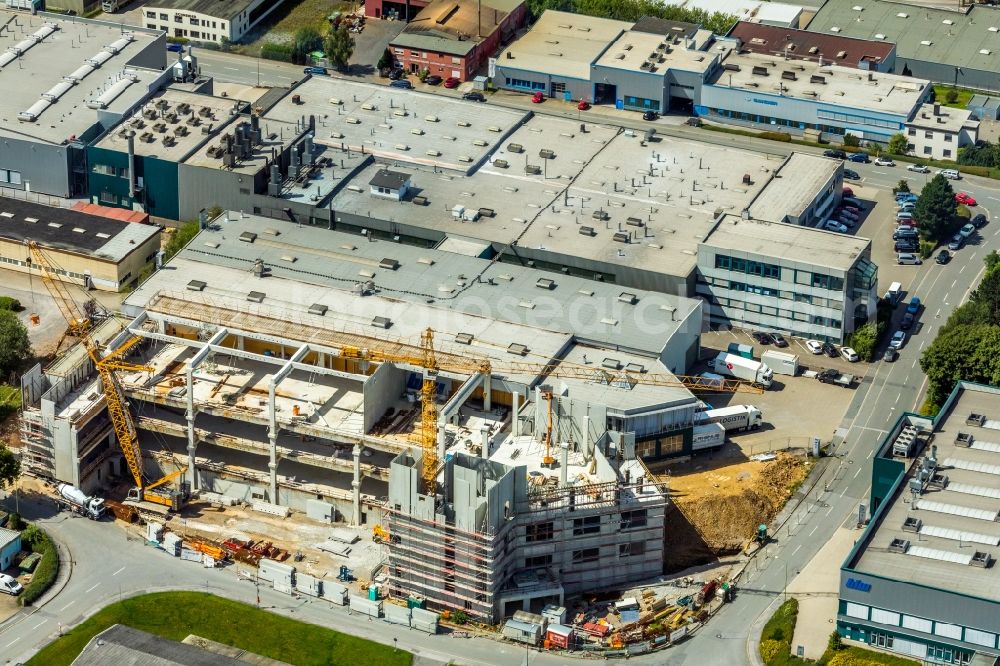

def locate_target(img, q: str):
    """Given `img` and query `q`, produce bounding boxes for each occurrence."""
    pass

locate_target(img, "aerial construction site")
[16,207,798,642]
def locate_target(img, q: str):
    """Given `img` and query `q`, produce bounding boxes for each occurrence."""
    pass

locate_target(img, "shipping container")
[692,422,726,451]
[350,595,382,618]
[761,350,798,377]
[502,619,541,646]
[546,624,574,649]
[727,342,754,359]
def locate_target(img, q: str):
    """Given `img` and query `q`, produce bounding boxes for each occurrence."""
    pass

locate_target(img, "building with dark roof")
[727,21,896,73]
[0,197,160,291]
[72,625,245,666]
[388,0,527,82]
[140,0,287,43]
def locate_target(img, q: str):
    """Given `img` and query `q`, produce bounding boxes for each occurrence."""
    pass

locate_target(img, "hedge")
[261,43,294,63]
[0,296,23,312]
[758,131,792,142]
[20,526,59,606]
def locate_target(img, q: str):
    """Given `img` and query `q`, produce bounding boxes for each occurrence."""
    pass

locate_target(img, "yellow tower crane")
[26,241,186,510]
[337,328,762,496]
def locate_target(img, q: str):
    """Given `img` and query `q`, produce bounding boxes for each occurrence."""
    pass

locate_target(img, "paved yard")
[345,17,405,78]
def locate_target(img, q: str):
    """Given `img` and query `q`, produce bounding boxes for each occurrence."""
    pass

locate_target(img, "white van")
[0,574,22,596]
[897,253,922,265]
[884,281,903,303]
[939,169,960,180]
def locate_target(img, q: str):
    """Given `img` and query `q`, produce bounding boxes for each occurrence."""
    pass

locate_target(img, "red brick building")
[388,0,527,82]
[365,0,428,21]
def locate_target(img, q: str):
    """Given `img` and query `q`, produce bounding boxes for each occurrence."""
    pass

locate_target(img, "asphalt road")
[6,51,998,665]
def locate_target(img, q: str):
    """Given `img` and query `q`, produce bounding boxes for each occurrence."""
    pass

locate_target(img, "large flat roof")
[499,10,630,80]
[128,211,699,357]
[142,0,255,20]
[0,196,159,262]
[711,48,928,116]
[806,0,1000,75]
[390,0,522,57]
[96,88,242,162]
[852,385,1000,604]
[748,153,841,222]
[728,21,894,69]
[703,213,870,271]
[907,103,977,134]
[328,113,776,282]
[262,77,529,173]
[594,29,721,76]
[0,12,165,144]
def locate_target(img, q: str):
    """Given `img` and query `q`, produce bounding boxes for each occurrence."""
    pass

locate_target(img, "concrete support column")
[534,387,543,442]
[268,431,278,503]
[480,426,490,458]
[185,367,198,491]
[583,415,592,457]
[559,443,569,487]
[351,444,362,526]
[483,373,492,411]
[437,418,447,469]
[512,391,520,437]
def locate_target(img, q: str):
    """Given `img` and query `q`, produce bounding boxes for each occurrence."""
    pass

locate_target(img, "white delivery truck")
[761,350,798,377]
[695,405,763,432]
[692,422,726,451]
[712,352,773,388]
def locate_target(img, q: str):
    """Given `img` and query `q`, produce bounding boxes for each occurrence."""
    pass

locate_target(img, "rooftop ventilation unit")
[539,149,555,159]
[579,226,596,236]
[808,46,819,54]
[723,63,740,72]
[379,258,400,270]
[810,75,826,84]
[308,303,328,316]
[247,291,266,303]
[371,316,392,329]
[525,165,542,175]
[473,139,489,147]
[507,343,529,356]
[507,143,524,153]
[602,358,621,370]
[488,126,502,132]
[781,71,797,81]
[454,332,474,345]
[896,12,908,18]
[902,517,922,533]
[536,278,555,290]
[888,538,909,554]
[612,232,629,243]
[752,65,769,76]
[493,159,508,168]
[425,115,439,122]
[943,19,954,25]
[830,27,840,33]
[412,195,428,205]
[874,33,885,40]
[626,217,644,227]
[618,292,638,304]
[457,120,471,127]
[836,50,847,58]
[592,209,610,221]
[624,362,645,373]
[238,231,257,243]
[920,40,932,46]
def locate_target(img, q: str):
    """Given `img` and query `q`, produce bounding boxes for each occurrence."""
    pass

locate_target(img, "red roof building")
[728,22,896,73]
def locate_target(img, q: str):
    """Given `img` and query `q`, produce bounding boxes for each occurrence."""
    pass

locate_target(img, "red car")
[444,77,460,89]
[842,187,854,198]
[955,192,977,206]
[531,91,544,103]
[577,100,591,110]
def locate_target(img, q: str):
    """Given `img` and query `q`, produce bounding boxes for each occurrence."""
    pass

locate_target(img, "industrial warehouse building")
[0,197,161,292]
[0,10,168,199]
[140,0,287,44]
[839,382,1000,664]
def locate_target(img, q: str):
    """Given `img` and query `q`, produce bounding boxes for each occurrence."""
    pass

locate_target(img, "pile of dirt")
[663,453,809,571]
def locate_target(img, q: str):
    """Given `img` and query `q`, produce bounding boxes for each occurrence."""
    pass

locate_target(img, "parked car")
[972,213,988,229]
[462,91,486,102]
[843,169,861,181]
[897,253,922,265]
[389,68,404,80]
[949,234,965,251]
[444,77,460,88]
[0,574,22,596]
[893,229,918,241]
[531,91,545,103]
[889,331,906,350]
[896,194,918,205]
[824,149,847,159]
[822,341,838,358]
[900,312,915,330]
[907,164,930,173]
[842,187,854,198]
[839,209,859,221]
[424,75,443,85]
[883,348,898,362]
[895,240,918,252]
[938,168,961,180]
[390,79,413,89]
[959,223,976,238]
[806,339,824,354]
[840,347,859,362]
[873,156,895,166]
[166,42,184,53]
[906,297,921,315]
[578,100,591,110]
[771,333,789,348]
[751,331,774,345]
[848,152,870,163]
[824,220,849,233]
[642,111,658,121]
[842,196,863,208]
[936,249,951,264]
[303,66,328,75]
[955,192,977,206]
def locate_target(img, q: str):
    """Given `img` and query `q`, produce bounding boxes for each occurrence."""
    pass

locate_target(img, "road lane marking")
[895,394,900,404]
[841,486,849,497]
[112,566,126,576]
[790,544,802,557]
[59,601,75,611]
[960,264,966,273]
[853,467,862,479]
[826,505,836,516]
[867,448,875,459]
[873,170,889,175]
[951,280,957,288]
[6,638,19,648]
[809,525,819,536]
[912,358,918,368]
[86,583,99,593]
[32,619,46,630]
[224,66,238,70]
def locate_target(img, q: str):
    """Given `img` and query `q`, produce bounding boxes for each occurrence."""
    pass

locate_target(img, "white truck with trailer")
[711,353,774,388]
[57,484,107,520]
[695,405,763,433]
[692,423,726,451]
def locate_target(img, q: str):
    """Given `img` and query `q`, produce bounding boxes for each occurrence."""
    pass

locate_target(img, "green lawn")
[0,384,21,421]
[933,84,976,109]
[28,591,412,666]
[233,0,350,51]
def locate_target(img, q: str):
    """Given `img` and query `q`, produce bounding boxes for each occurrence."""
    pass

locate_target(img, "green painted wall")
[87,146,180,220]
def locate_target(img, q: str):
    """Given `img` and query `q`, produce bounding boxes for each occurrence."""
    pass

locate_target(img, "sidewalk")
[786,525,860,659]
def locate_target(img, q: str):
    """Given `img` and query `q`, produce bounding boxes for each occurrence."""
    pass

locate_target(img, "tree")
[921,324,1000,408]
[913,173,957,241]
[376,48,393,73]
[325,25,355,71]
[946,87,959,105]
[986,250,1000,273]
[887,133,908,155]
[843,134,861,148]
[0,446,20,490]
[0,311,30,380]
[292,27,323,65]
[164,220,200,259]
[894,179,910,194]
[847,323,877,361]
[971,263,1000,326]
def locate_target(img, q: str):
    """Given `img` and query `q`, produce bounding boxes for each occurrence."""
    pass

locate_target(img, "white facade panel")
[933,622,963,640]
[870,608,900,626]
[901,615,932,634]
[965,628,997,648]
[846,602,869,619]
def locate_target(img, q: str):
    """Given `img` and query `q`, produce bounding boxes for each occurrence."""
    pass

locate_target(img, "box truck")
[712,353,773,388]
[695,405,763,432]
[761,350,798,377]
[57,484,106,520]
[692,423,726,451]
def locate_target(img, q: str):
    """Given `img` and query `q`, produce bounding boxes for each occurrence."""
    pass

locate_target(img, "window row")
[505,77,546,91]
[714,254,781,279]
[708,299,841,327]
[0,169,22,185]
[817,109,901,130]
[93,164,129,178]
[700,280,845,311]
